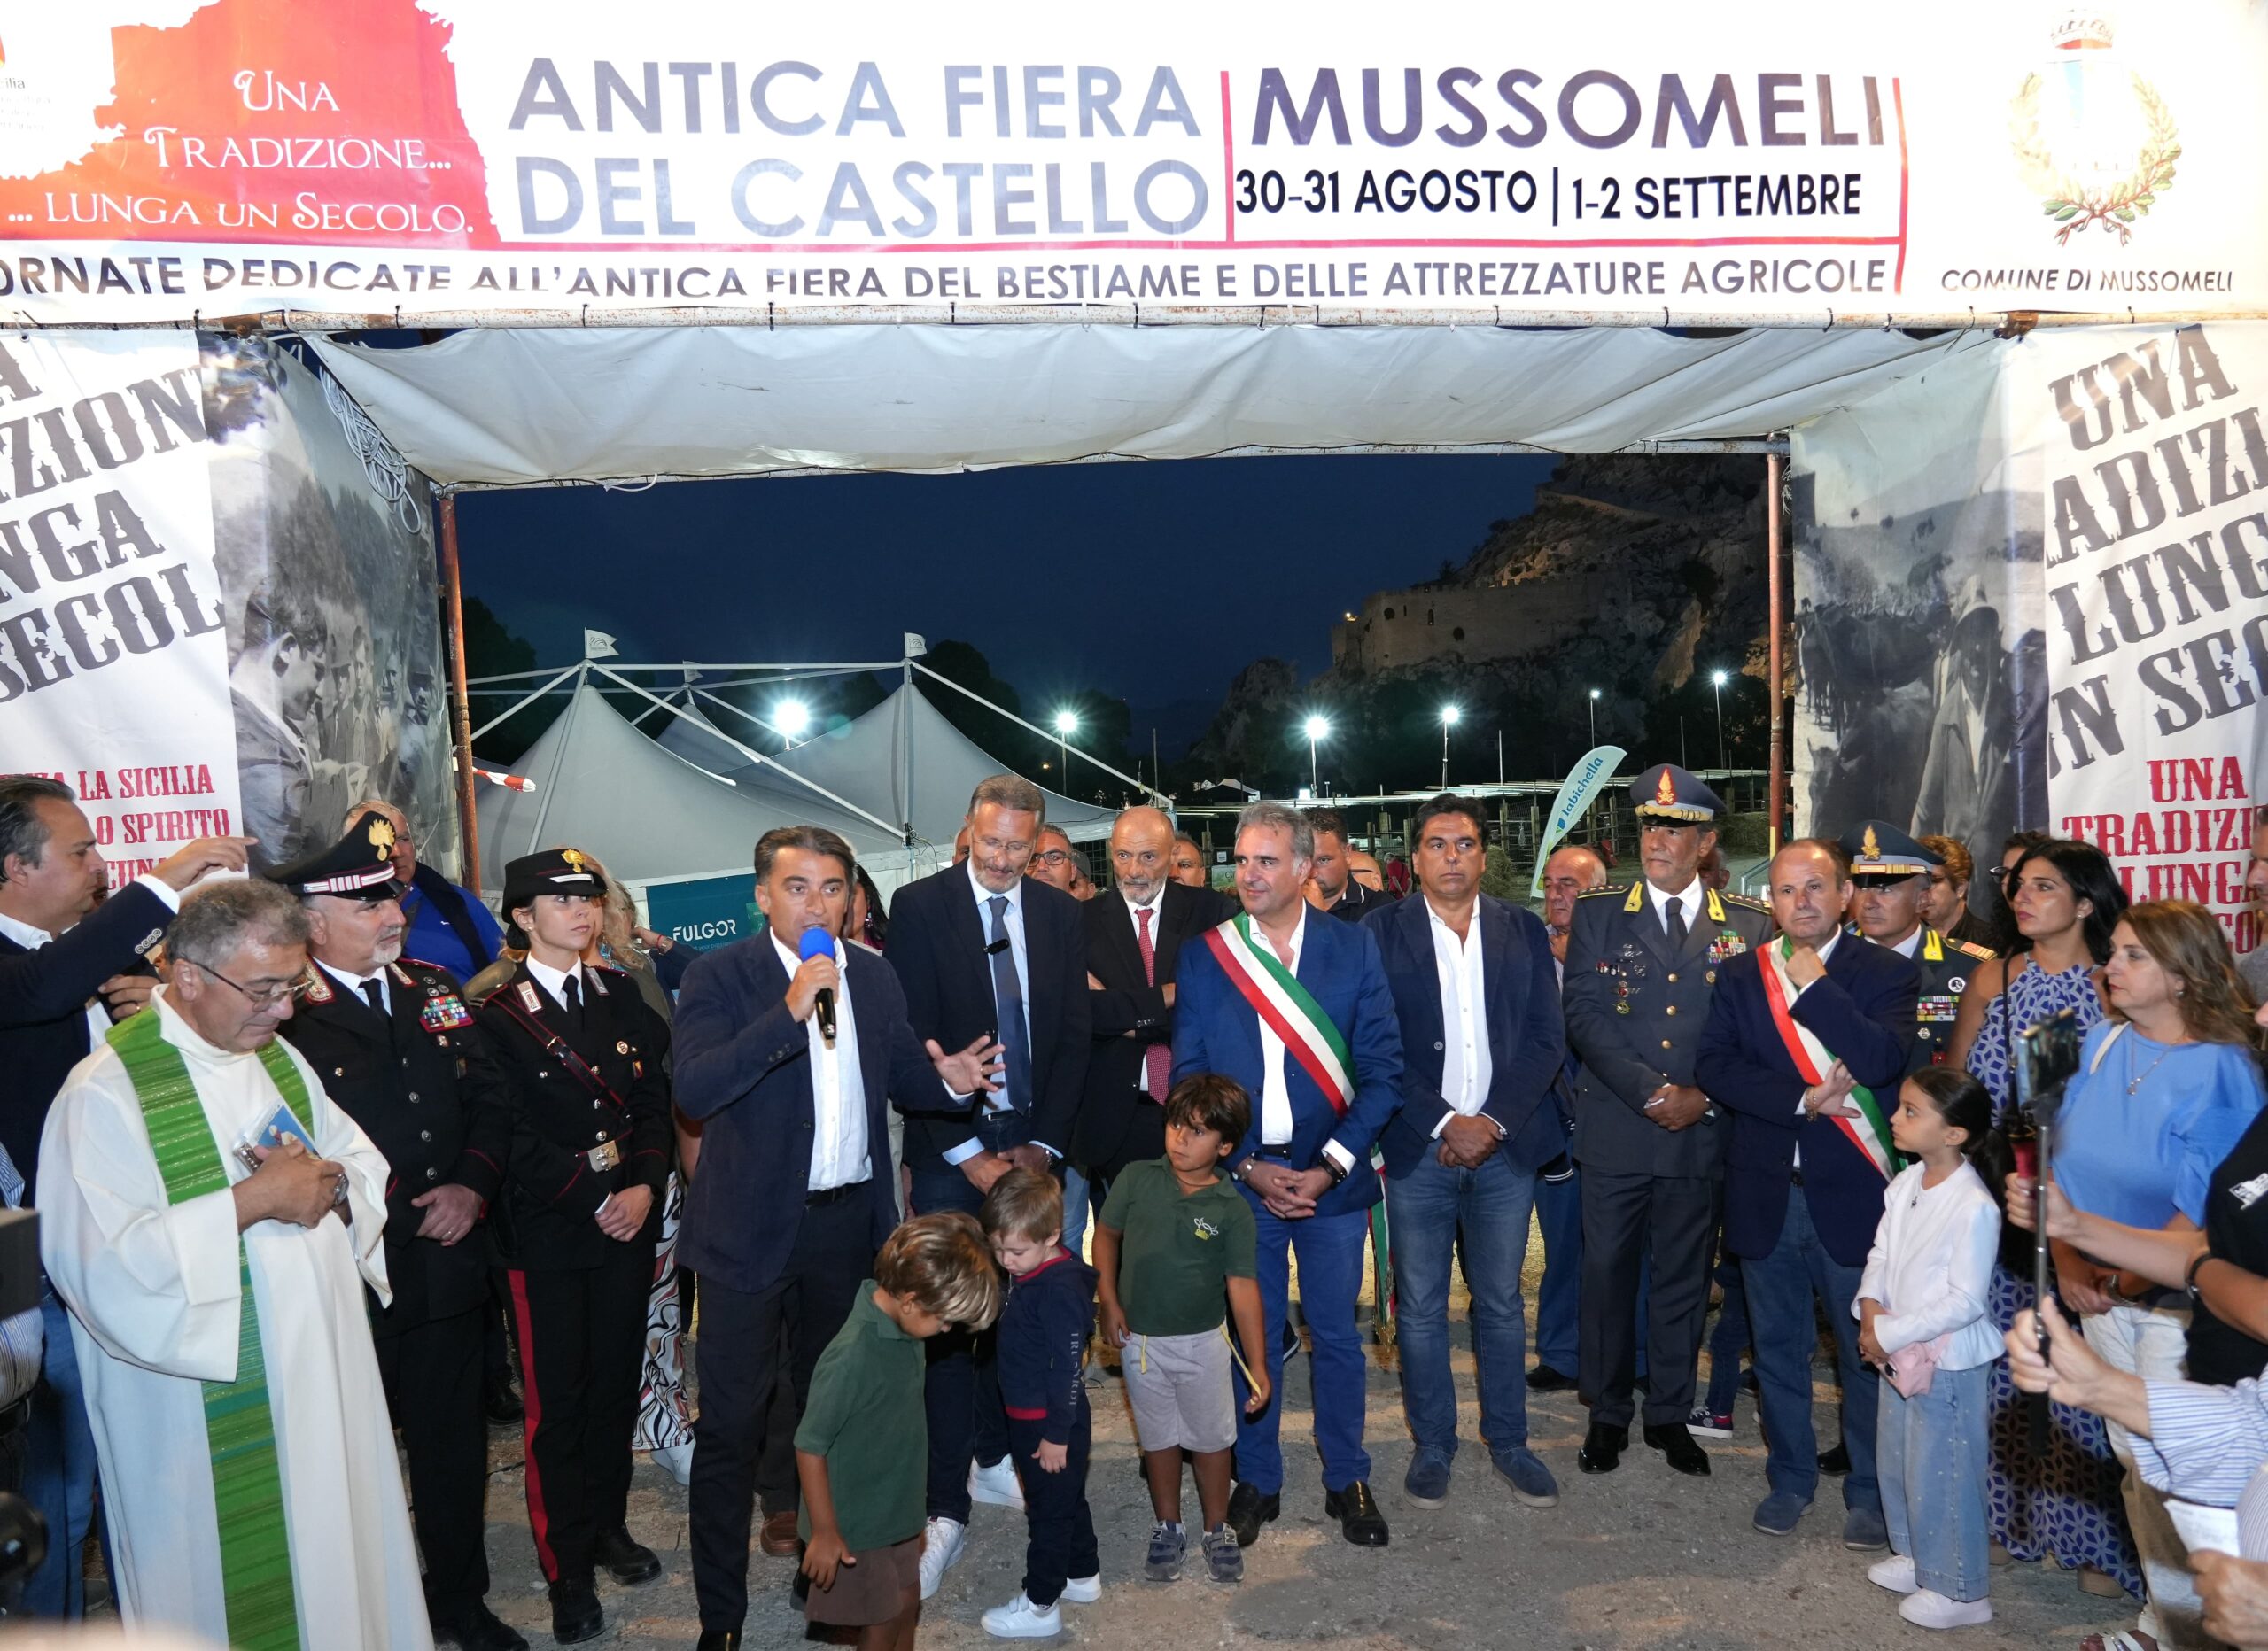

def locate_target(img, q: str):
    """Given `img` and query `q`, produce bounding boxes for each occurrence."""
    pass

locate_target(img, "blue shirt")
[399,879,505,984]
[2054,1023,2268,1230]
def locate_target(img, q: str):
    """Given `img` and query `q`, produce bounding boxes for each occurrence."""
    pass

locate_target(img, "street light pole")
[1052,709,1078,788]
[1439,705,1460,787]
[1303,715,1329,794]
[1711,670,1729,769]
[1587,687,1600,748]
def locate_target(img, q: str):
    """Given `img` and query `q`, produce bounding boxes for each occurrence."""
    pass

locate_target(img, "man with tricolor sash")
[1172,802,1404,1552]
[1696,837,1920,1552]
[38,877,431,1650]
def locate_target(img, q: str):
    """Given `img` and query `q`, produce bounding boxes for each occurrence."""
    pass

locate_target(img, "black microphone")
[799,926,837,1045]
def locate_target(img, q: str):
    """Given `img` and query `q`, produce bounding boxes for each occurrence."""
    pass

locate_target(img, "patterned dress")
[1967,958,2142,1597]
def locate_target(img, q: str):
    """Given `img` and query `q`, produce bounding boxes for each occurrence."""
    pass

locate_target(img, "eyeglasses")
[1029,850,1074,867]
[187,957,298,1009]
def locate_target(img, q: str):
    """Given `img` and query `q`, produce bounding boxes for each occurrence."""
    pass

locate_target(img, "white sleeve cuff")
[1428,1112,1451,1140]
[1030,1141,1062,1159]
[1322,1140,1355,1173]
[941,1137,986,1167]
[131,872,182,912]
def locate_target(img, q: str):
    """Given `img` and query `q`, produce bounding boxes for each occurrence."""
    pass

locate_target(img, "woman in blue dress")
[1951,839,2140,1604]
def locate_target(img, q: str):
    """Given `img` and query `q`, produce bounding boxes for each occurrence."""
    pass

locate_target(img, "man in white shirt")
[1365,796,1566,1512]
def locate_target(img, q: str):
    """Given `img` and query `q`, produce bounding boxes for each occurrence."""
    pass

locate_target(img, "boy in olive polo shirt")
[1095,1074,1271,1585]
[796,1213,1002,1651]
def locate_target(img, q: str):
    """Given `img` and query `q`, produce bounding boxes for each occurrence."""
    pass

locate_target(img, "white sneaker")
[1899,1589,1992,1630]
[1060,1574,1101,1604]
[1868,1554,1918,1594]
[981,1592,1063,1639]
[970,1456,1027,1509]
[918,1516,967,1601]
[648,1440,695,1486]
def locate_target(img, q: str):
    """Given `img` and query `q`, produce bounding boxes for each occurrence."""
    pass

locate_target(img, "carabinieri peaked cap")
[266,810,405,901]
[1839,818,1942,879]
[1629,763,1725,823]
[501,847,609,911]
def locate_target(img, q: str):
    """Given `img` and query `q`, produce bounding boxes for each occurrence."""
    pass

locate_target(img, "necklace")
[2125,1035,2179,1096]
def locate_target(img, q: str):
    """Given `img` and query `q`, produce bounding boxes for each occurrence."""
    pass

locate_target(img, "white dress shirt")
[1123,888,1167,1093]
[1426,898,1495,1137]
[1644,876,1702,941]
[770,931,869,1191]
[1253,908,1355,1173]
[0,872,182,1050]
[944,864,1043,1166]
[524,954,588,1016]
[1891,926,1923,960]
[318,959,391,1016]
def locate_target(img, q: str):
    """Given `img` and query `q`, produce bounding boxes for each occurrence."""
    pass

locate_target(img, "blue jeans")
[1879,1360,1991,1602]
[1532,1166,1581,1376]
[25,1290,96,1618]
[1740,1186,1878,1510]
[1704,1248,1752,1416]
[1236,1203,1371,1494]
[1386,1147,1535,1460]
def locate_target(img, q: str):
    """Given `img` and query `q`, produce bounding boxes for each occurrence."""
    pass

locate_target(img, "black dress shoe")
[1324,1480,1390,1547]
[1577,1421,1627,1474]
[546,1577,603,1646]
[431,1601,527,1651]
[1225,1480,1281,1548]
[482,1372,524,1425]
[1643,1423,1713,1476]
[695,1633,742,1651]
[1818,1442,1852,1476]
[1526,1362,1577,1392]
[593,1525,663,1585]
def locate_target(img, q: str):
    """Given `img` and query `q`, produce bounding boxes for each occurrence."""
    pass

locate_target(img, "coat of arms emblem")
[2009,11,2179,245]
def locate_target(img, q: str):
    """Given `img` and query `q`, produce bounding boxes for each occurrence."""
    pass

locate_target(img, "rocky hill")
[1182,453,1771,791]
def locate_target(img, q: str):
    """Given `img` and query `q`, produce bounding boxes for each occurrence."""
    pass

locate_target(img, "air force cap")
[267,810,404,901]
[1629,763,1724,823]
[1840,818,1941,879]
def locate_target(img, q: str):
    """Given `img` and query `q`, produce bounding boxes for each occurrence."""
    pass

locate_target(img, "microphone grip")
[814,988,836,1045]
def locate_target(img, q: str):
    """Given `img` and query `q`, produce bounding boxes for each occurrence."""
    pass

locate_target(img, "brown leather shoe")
[759,1511,800,1558]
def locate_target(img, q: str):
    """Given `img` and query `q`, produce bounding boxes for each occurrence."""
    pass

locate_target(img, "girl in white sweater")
[1856,1066,2008,1631]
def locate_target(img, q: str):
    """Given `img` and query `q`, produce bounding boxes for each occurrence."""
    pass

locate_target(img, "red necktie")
[1136,907,1169,1102]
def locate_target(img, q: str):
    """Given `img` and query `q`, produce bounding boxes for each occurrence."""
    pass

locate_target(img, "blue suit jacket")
[1364,893,1565,1179]
[1170,909,1404,1218]
[672,935,962,1294]
[1695,934,1921,1267]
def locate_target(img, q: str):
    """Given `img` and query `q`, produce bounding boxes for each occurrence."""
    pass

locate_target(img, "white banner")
[0,332,238,881]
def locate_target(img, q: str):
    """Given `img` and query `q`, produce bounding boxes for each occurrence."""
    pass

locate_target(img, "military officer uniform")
[1838,819,1996,1076]
[1566,765,1774,1473]
[476,850,672,1646]
[268,814,523,1651]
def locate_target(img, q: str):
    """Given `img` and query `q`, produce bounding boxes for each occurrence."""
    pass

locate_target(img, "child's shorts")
[804,1532,921,1626]
[1122,1326,1236,1452]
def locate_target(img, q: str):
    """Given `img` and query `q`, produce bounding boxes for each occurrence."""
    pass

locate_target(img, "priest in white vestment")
[38,878,432,1651]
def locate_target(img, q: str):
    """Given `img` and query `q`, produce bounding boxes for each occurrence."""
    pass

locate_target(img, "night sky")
[457,451,1555,749]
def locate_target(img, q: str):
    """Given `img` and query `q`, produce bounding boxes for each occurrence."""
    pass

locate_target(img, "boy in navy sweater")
[979,1169,1100,1639]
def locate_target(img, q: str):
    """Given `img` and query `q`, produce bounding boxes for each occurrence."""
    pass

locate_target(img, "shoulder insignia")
[584,967,611,996]
[1620,883,1644,913]
[517,981,543,1014]
[1951,938,1997,960]
[1721,890,1770,912]
[299,968,333,1004]
[1577,884,1627,901]
[1922,929,1946,963]
[388,961,417,988]
[1705,888,1728,925]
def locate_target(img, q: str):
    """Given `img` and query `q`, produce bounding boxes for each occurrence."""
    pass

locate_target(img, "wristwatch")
[1321,1155,1350,1188]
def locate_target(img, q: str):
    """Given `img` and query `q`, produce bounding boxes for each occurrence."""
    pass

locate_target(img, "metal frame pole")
[1766,451,1787,854]
[438,492,483,896]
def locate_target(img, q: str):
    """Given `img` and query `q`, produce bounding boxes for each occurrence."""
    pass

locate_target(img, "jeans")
[1878,1360,1991,1603]
[2084,1300,2205,1648]
[1703,1249,1752,1416]
[1740,1185,1878,1511]
[1531,1165,1581,1376]
[1386,1147,1536,1459]
[1007,1414,1096,1608]
[24,1291,95,1618]
[1060,1163,1090,1262]
[1236,1203,1371,1495]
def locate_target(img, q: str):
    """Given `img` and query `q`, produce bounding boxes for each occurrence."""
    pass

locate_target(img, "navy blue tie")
[988,895,1033,1114]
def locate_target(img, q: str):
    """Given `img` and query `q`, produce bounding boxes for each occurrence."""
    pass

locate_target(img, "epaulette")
[1720,890,1770,912]
[1949,937,1997,960]
[397,956,449,978]
[1580,884,1630,900]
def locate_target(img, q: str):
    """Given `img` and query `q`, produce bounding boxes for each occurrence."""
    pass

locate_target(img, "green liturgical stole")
[106,1011,303,1651]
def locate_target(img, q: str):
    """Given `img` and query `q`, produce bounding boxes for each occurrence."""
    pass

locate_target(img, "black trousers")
[756,1329,800,1516]
[1577,1167,1720,1430]
[373,1305,489,1620]
[688,1192,874,1633]
[503,1242,654,1582]
[1007,1412,1095,1609]
[909,1161,1016,1523]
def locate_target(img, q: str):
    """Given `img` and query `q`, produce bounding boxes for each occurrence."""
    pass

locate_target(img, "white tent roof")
[478,681,908,890]
[655,683,1117,847]
[307,324,1995,488]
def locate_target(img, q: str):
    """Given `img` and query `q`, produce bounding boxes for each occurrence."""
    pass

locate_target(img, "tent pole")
[1766,450,1786,856]
[438,492,484,897]
[911,660,1165,804]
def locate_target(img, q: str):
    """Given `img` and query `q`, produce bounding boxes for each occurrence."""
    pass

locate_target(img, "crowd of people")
[2,764,2267,1650]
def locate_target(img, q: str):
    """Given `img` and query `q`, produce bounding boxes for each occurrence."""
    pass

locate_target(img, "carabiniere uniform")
[1837,818,1997,1075]
[267,812,517,1645]
[474,849,671,1640]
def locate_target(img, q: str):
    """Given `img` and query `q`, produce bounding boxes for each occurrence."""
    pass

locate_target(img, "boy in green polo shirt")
[796,1212,1003,1650]
[1095,1074,1270,1585]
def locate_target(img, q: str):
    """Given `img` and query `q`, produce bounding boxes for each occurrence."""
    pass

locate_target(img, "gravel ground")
[468,1284,2140,1649]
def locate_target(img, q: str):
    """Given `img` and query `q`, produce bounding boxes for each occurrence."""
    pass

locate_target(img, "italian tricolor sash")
[107,1012,303,1651]
[1204,915,1352,1118]
[1759,940,1899,1182]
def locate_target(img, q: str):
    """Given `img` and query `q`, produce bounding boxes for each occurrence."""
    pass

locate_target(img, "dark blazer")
[0,880,172,1202]
[886,865,1091,1174]
[672,935,961,1294]
[1364,893,1566,1179]
[1695,934,1921,1267]
[1170,908,1404,1219]
[1563,883,1776,1180]
[1073,880,1234,1174]
[474,961,672,1270]
[277,957,509,1332]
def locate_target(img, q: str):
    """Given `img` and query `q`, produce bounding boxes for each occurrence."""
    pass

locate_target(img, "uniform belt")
[585,1136,625,1171]
[805,1182,866,1207]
